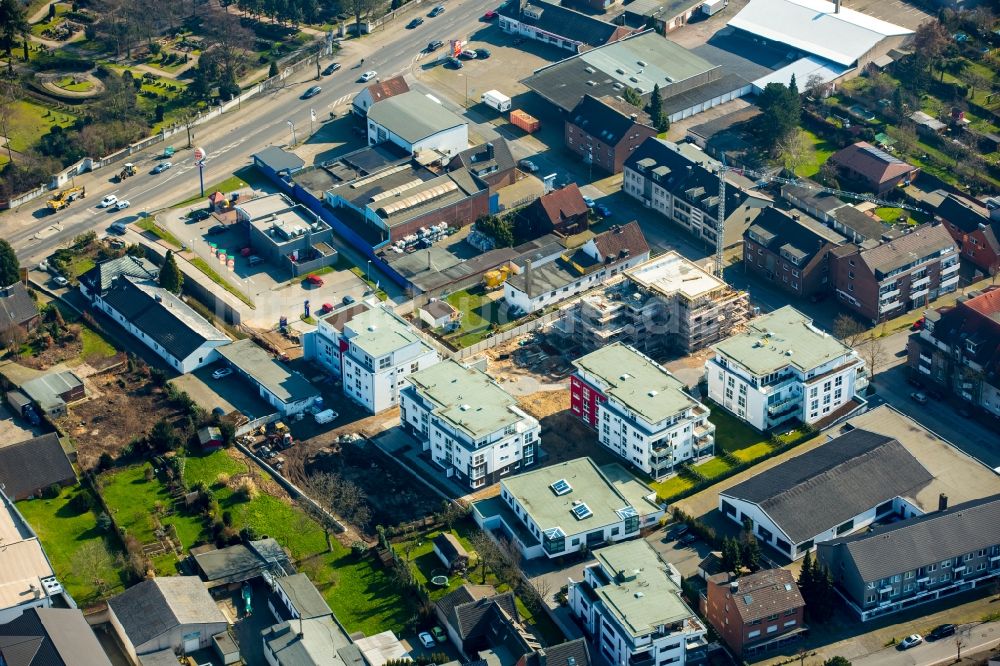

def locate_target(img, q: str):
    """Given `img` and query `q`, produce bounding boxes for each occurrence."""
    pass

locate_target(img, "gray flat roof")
[572,343,698,424]
[406,360,535,440]
[712,306,855,375]
[368,91,467,144]
[218,339,319,406]
[344,307,432,359]
[501,458,659,536]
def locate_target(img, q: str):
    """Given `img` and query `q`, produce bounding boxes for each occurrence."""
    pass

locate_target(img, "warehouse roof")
[368,91,467,144]
[498,0,622,49]
[727,0,912,67]
[217,339,318,407]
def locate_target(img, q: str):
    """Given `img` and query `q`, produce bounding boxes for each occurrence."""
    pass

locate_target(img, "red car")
[320,303,334,314]
[483,8,497,18]
[911,317,925,331]
[305,274,324,287]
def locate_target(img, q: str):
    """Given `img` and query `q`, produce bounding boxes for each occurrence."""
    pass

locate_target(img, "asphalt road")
[5,0,494,266]
[853,623,1000,666]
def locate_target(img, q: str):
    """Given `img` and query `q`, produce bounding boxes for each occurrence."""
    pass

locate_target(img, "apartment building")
[401,360,540,489]
[305,303,439,413]
[743,207,847,298]
[472,458,664,560]
[907,286,1000,418]
[818,494,1000,621]
[571,343,714,480]
[622,138,770,250]
[936,193,1000,276]
[829,223,959,324]
[706,306,867,431]
[565,95,657,175]
[569,540,708,666]
[558,251,749,355]
[702,569,805,658]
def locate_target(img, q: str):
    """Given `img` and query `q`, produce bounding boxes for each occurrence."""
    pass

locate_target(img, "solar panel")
[743,594,753,605]
[571,503,593,520]
[550,479,573,496]
[617,506,638,520]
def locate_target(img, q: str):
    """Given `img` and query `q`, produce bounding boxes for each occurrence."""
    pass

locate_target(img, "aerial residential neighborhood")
[0,0,999,664]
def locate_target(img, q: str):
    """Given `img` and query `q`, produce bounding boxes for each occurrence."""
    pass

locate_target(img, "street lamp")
[287,120,297,146]
[366,259,371,284]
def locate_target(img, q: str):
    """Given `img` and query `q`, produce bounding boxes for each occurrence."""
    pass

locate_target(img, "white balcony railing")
[879,289,900,302]
[910,288,929,300]
[911,276,931,289]
[941,262,960,275]
[880,300,902,313]
[941,275,960,289]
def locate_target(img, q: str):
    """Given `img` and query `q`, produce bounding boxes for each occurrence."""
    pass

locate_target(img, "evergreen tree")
[647,84,669,133]
[741,535,762,573]
[789,72,799,97]
[0,238,20,287]
[158,250,183,294]
[269,60,279,78]
[624,86,643,107]
[799,550,816,591]
[721,537,742,575]
[823,658,851,666]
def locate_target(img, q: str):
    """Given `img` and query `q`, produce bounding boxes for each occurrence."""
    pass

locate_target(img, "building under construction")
[556,251,750,355]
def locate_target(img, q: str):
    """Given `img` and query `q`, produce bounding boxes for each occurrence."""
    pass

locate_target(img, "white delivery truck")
[314,409,338,424]
[481,90,512,113]
[701,0,727,15]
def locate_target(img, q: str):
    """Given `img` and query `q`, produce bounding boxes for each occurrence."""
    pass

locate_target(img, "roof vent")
[648,390,658,397]
[551,479,572,495]
[367,325,376,332]
[634,591,645,598]
[785,350,793,356]
[460,404,471,411]
[637,60,647,67]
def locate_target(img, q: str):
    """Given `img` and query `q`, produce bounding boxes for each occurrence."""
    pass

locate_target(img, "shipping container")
[510,109,540,133]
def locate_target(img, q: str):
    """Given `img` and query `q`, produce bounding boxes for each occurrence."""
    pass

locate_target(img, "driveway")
[0,402,43,446]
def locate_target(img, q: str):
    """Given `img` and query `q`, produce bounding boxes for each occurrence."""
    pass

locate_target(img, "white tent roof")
[728,0,913,67]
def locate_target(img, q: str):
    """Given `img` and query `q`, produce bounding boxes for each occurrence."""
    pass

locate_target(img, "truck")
[46,186,86,212]
[510,109,540,134]
[481,89,512,112]
[314,409,338,425]
[116,163,136,182]
[701,0,727,15]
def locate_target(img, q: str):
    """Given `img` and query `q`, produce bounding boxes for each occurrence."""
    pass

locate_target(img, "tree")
[71,541,115,597]
[0,238,20,287]
[912,20,948,74]
[754,82,801,148]
[148,418,181,452]
[624,86,643,108]
[268,60,279,78]
[798,550,816,593]
[348,0,376,35]
[647,83,669,133]
[475,214,514,247]
[0,323,27,351]
[159,250,183,293]
[775,129,815,175]
[823,658,851,666]
[966,71,991,101]
[832,313,866,347]
[740,535,762,573]
[308,471,372,531]
[0,0,29,66]
[861,335,887,381]
[721,536,742,575]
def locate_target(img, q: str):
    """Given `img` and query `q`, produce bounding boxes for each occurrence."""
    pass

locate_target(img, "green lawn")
[170,171,266,208]
[3,100,77,154]
[190,257,255,308]
[17,486,127,604]
[708,408,768,454]
[67,256,96,278]
[651,475,694,501]
[79,327,117,361]
[445,288,503,347]
[795,128,837,178]
[137,217,184,248]
[695,457,733,478]
[54,76,94,92]
[182,449,411,636]
[874,207,911,224]
[347,266,389,301]
[100,465,210,574]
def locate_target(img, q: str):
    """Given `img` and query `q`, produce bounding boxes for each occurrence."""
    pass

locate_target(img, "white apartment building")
[706,306,867,431]
[401,360,541,489]
[569,540,708,666]
[472,458,664,560]
[305,303,439,413]
[571,343,714,480]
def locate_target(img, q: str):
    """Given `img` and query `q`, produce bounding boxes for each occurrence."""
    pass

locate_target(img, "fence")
[2,41,325,210]
[235,412,281,437]
[453,311,560,359]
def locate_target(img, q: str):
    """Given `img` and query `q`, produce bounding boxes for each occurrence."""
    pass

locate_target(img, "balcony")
[767,395,802,415]
[941,262,960,275]
[911,275,930,289]
[879,288,901,302]
[879,300,901,313]
[941,275,960,289]
[910,287,929,301]
[693,423,715,440]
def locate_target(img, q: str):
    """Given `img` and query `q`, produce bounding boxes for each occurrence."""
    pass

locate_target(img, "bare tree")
[348,0,377,35]
[308,471,372,532]
[0,324,27,351]
[775,129,815,175]
[833,314,867,348]
[955,632,966,661]
[0,78,20,166]
[861,336,887,381]
[966,71,991,101]
[72,541,115,596]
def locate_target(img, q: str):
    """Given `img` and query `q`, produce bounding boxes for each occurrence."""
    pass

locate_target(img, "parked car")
[342,294,356,305]
[898,635,923,650]
[596,203,612,218]
[678,533,698,546]
[152,162,172,174]
[431,626,446,643]
[583,195,595,208]
[212,368,233,379]
[302,85,322,99]
[116,199,131,210]
[37,261,49,272]
[206,224,227,235]
[458,50,477,59]
[100,195,118,208]
[475,48,491,59]
[323,62,342,75]
[305,274,324,286]
[518,159,538,173]
[445,56,463,69]
[189,209,212,221]
[483,9,498,18]
[418,632,436,649]
[910,392,928,405]
[53,276,69,287]
[407,17,424,27]
[911,316,925,331]
[427,40,444,51]
[429,5,444,16]
[928,625,956,641]
[666,524,689,540]
[359,70,378,82]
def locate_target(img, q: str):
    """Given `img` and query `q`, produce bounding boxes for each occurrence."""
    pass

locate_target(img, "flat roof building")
[0,490,68,624]
[217,339,319,416]
[367,91,469,157]
[235,193,337,277]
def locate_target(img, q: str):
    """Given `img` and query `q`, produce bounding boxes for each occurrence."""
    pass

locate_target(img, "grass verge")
[169,167,268,208]
[190,257,255,308]
[137,217,184,248]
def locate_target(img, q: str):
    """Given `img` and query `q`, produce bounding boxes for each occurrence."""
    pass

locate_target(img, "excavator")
[116,163,136,182]
[46,186,86,213]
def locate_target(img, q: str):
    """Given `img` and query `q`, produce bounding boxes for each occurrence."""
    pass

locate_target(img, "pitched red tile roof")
[830,141,916,186]
[591,221,649,263]
[366,76,410,104]
[710,569,804,624]
[537,184,589,226]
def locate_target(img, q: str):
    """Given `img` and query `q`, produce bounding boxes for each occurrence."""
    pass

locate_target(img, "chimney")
[729,580,739,593]
[834,0,840,12]
[525,259,533,302]
[938,493,948,512]
[485,142,495,160]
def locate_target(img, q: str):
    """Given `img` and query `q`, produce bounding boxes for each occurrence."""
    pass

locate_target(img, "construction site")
[552,251,751,358]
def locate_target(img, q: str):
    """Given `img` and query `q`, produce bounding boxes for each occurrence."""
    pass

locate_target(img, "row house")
[707,306,867,431]
[829,223,959,324]
[935,192,1000,277]
[401,359,540,489]
[570,342,714,480]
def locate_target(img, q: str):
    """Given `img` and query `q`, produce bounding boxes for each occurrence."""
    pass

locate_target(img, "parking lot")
[0,402,42,446]
[158,205,372,327]
[170,365,275,421]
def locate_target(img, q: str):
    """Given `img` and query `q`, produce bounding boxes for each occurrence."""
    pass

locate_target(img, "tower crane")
[712,164,927,276]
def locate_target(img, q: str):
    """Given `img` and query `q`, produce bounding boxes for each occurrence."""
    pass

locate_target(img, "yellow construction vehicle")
[46,186,86,212]
[116,163,136,182]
